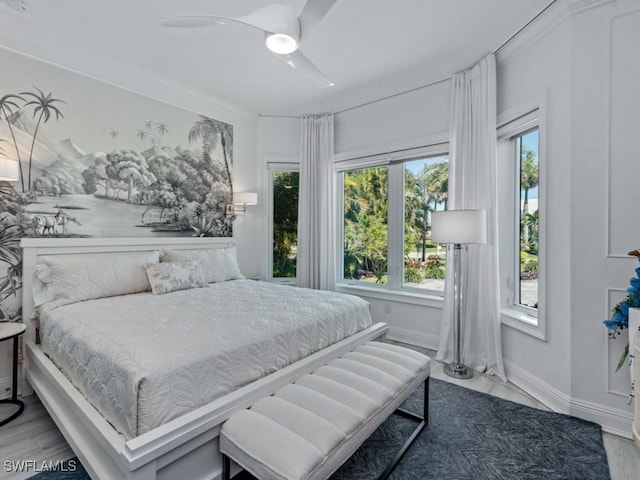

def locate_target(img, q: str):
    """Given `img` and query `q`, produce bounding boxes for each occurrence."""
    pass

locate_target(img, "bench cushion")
[220,341,430,480]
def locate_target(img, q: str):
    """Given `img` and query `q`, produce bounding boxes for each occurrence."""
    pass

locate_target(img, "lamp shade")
[431,209,487,244]
[233,192,258,205]
[0,156,19,182]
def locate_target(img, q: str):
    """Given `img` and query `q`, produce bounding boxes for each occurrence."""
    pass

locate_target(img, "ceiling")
[0,0,555,116]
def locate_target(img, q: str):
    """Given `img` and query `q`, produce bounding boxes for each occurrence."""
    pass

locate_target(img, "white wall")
[498,0,640,436]
[568,0,640,433]
[496,2,574,408]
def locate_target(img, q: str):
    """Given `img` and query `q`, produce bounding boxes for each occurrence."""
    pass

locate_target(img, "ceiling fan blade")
[162,6,299,37]
[238,4,299,36]
[160,15,232,28]
[298,0,337,40]
[275,50,334,88]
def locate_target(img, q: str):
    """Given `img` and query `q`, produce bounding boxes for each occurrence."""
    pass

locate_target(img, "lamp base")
[444,362,473,379]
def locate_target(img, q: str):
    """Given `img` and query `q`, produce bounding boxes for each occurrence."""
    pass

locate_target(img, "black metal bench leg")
[424,375,429,427]
[222,453,231,480]
[377,376,429,480]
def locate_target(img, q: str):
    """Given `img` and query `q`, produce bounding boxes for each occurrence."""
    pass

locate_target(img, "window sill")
[335,283,444,308]
[501,307,546,341]
[268,278,297,285]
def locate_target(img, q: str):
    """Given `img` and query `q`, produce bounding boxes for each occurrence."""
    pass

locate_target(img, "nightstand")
[0,322,26,426]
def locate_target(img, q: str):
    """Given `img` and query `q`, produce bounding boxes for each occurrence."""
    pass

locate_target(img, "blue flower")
[604,319,620,330]
[604,257,640,332]
[619,302,629,316]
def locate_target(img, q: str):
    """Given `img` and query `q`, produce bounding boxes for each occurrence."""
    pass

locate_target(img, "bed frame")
[20,237,388,480]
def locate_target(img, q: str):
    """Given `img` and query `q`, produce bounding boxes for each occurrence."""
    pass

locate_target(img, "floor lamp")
[431,209,487,379]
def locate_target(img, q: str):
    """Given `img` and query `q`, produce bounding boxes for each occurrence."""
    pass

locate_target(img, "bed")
[21,237,388,480]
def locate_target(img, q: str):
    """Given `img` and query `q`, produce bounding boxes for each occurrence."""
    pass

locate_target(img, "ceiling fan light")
[265,33,298,54]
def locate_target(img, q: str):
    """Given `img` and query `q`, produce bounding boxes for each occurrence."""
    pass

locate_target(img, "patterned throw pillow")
[159,247,245,283]
[144,259,208,295]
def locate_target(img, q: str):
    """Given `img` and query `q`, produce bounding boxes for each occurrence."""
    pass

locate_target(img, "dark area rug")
[29,378,610,480]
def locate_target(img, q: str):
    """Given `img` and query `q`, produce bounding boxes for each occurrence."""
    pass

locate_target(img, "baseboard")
[0,376,11,400]
[504,359,634,439]
[386,326,439,351]
[504,359,571,413]
[569,397,633,439]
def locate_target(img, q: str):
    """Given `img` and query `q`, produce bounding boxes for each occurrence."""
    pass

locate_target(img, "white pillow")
[34,251,160,308]
[209,246,245,282]
[160,247,244,283]
[144,259,208,295]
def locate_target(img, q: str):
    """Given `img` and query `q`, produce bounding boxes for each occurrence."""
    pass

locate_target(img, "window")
[516,128,539,311]
[339,148,448,297]
[268,164,299,282]
[497,106,544,338]
[404,156,448,293]
[343,165,389,284]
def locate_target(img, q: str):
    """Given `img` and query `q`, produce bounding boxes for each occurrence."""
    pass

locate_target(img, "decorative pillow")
[144,259,208,295]
[34,251,160,309]
[160,248,219,283]
[208,246,245,282]
[160,247,244,283]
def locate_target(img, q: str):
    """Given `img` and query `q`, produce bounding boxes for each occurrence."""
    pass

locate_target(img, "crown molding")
[566,0,617,14]
[0,6,256,123]
[496,0,572,64]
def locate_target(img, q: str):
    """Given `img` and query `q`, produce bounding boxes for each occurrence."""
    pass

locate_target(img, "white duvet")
[39,280,372,439]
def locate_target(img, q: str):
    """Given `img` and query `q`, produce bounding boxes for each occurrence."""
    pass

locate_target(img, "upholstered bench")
[220,341,430,480]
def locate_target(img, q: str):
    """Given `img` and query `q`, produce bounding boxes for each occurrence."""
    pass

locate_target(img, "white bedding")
[38,280,372,439]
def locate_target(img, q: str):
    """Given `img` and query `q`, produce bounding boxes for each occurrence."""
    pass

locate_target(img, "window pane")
[272,171,299,278]
[403,156,448,293]
[518,129,539,309]
[343,166,388,284]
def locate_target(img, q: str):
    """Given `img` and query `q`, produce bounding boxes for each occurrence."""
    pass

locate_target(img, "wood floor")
[1,345,639,480]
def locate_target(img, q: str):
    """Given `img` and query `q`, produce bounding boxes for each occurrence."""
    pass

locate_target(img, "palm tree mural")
[136,128,149,148]
[155,122,168,156]
[188,116,234,198]
[21,87,65,190]
[0,94,25,191]
[109,129,120,151]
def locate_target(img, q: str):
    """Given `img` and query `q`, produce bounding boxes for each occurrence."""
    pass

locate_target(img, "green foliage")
[272,171,299,278]
[424,267,446,279]
[404,267,423,283]
[425,254,444,269]
[343,167,388,279]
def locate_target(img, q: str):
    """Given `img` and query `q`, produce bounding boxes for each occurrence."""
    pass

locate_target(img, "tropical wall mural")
[0,48,235,322]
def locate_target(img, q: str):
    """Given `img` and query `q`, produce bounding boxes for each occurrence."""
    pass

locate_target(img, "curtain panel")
[436,54,506,380]
[297,114,335,290]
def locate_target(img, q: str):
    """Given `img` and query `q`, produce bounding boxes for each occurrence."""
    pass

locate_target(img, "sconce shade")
[233,192,258,206]
[0,156,19,182]
[431,210,487,244]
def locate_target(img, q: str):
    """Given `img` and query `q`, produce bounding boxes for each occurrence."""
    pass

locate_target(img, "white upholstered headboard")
[20,237,235,344]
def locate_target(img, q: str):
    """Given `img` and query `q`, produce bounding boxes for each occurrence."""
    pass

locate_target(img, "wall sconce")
[227,192,258,218]
[0,156,19,182]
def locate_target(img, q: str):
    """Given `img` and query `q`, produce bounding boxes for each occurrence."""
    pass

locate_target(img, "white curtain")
[296,114,335,290]
[435,54,506,380]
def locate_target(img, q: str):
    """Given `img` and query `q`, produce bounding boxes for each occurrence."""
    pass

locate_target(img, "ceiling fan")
[161,0,337,88]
